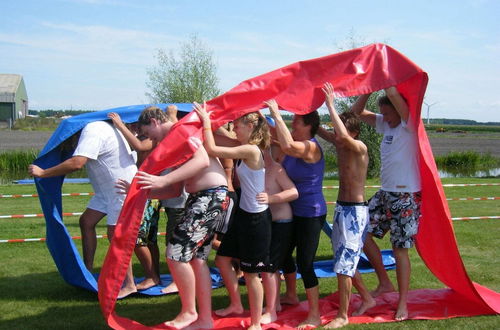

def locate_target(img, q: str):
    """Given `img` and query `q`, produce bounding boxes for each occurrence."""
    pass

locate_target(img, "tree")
[146,35,220,103]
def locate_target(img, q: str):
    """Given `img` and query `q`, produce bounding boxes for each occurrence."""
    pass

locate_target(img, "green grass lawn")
[0,178,499,329]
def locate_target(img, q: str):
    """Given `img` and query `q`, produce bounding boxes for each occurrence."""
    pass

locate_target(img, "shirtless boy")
[318,83,376,328]
[135,107,228,330]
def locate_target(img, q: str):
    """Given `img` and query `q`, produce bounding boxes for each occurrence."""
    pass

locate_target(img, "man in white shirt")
[351,87,421,321]
[29,121,137,291]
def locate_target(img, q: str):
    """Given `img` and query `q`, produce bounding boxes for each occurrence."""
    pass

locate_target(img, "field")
[0,178,499,329]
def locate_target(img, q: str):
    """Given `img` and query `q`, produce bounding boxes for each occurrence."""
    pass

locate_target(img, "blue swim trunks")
[331,201,369,277]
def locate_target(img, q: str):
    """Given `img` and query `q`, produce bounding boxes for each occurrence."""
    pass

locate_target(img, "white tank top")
[236,155,268,213]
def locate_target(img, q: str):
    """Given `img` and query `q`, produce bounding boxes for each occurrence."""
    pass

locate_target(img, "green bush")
[435,151,500,173]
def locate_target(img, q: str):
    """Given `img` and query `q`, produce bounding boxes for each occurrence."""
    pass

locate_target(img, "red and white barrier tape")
[0,192,94,198]
[322,183,500,189]
[0,212,83,219]
[451,216,500,221]
[0,232,168,244]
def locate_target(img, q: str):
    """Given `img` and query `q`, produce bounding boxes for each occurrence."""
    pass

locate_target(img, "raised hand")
[264,99,280,118]
[193,101,210,125]
[322,82,335,106]
[108,112,125,128]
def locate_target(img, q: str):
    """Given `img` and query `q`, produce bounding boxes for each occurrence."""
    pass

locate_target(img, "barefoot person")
[266,100,327,329]
[28,120,138,298]
[351,86,422,321]
[319,83,376,328]
[109,111,161,291]
[136,106,229,329]
[194,102,275,330]
[257,147,298,313]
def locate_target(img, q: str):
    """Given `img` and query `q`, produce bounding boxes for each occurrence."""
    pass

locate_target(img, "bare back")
[336,140,368,203]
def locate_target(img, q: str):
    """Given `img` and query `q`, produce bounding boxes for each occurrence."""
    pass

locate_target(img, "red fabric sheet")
[98,43,499,329]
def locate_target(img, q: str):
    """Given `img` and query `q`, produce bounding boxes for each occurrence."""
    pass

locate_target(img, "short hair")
[300,111,320,137]
[138,106,168,127]
[378,93,408,108]
[339,111,361,139]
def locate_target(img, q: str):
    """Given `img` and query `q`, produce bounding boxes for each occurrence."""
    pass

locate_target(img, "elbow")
[290,189,299,201]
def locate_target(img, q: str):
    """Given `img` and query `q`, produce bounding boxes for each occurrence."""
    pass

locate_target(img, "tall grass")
[0,149,38,171]
[435,151,500,168]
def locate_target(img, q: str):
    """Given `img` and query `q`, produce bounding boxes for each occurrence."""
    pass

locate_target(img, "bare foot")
[182,318,213,330]
[214,305,244,317]
[118,285,137,299]
[297,316,321,330]
[370,283,396,297]
[164,311,198,329]
[260,310,277,324]
[352,296,376,316]
[395,303,408,321]
[324,317,349,328]
[247,324,262,330]
[280,294,300,305]
[161,281,178,294]
[136,277,160,291]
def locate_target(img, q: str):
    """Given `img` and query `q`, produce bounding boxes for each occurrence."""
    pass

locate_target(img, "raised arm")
[265,99,320,162]
[351,93,376,127]
[108,112,154,152]
[194,102,258,161]
[323,83,366,153]
[385,86,410,123]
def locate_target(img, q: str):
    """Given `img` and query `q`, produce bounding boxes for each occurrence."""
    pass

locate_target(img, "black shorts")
[217,207,272,273]
[268,219,294,272]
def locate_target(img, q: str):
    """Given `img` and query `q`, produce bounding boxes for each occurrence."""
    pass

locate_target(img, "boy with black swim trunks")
[135,107,229,330]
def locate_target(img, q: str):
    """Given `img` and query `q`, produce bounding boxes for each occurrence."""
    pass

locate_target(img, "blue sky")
[1,0,499,122]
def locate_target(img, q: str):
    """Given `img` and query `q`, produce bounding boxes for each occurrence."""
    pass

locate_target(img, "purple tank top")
[282,138,327,217]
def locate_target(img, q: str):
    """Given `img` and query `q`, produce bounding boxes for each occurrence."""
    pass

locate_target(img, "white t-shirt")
[73,121,137,199]
[375,114,421,192]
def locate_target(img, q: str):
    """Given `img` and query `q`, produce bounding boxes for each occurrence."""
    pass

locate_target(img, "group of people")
[28,83,421,329]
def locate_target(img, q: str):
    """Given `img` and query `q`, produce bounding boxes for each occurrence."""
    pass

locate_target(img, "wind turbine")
[423,100,438,125]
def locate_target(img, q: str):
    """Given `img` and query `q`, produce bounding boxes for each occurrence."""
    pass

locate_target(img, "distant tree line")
[427,118,500,126]
[28,110,94,118]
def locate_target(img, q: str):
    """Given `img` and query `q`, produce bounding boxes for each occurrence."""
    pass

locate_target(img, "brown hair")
[339,111,361,139]
[138,106,169,127]
[299,110,320,137]
[237,112,271,150]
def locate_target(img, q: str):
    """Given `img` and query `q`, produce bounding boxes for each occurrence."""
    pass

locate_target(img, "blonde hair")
[237,112,270,150]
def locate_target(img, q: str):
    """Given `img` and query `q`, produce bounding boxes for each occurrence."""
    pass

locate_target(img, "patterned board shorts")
[136,199,160,246]
[331,202,369,277]
[368,190,422,248]
[167,186,228,263]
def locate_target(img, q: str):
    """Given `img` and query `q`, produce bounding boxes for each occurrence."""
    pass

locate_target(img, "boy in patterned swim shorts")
[135,107,229,330]
[319,83,376,328]
[352,86,422,321]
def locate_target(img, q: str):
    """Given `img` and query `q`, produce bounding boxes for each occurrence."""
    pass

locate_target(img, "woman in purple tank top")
[266,100,327,329]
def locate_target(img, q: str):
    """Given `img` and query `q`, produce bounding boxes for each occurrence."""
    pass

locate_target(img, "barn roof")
[0,74,23,96]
